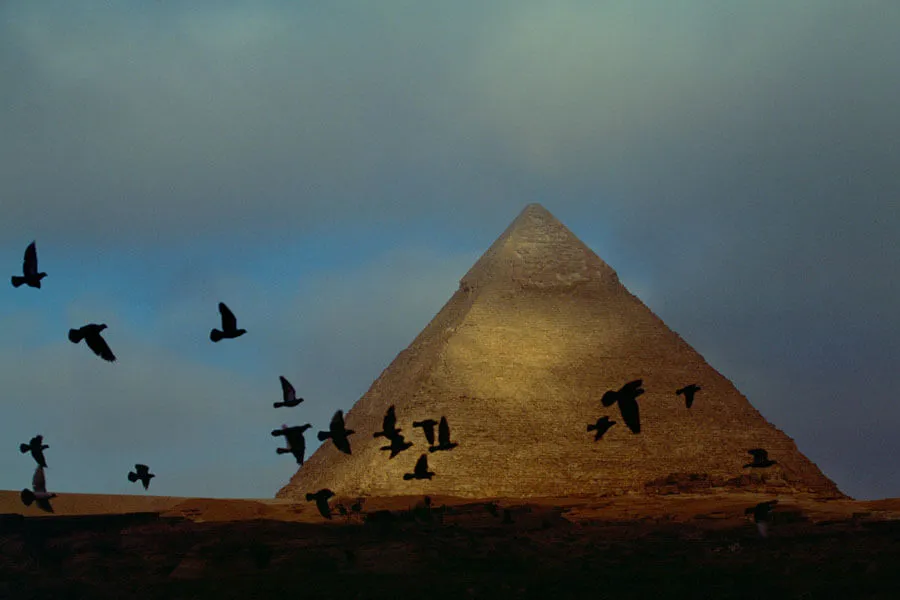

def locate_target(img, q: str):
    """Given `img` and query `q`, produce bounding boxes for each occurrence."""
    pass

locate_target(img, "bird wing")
[383,406,397,431]
[85,331,116,361]
[438,417,451,445]
[23,242,38,277]
[414,454,428,475]
[219,302,237,330]
[32,466,47,493]
[748,448,768,460]
[280,376,296,402]
[600,391,618,407]
[136,464,149,474]
[330,410,345,432]
[618,397,641,433]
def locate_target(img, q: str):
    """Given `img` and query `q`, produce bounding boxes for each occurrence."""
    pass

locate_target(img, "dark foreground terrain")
[1,494,899,599]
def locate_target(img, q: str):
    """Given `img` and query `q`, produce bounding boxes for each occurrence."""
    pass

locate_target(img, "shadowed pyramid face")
[278,204,843,500]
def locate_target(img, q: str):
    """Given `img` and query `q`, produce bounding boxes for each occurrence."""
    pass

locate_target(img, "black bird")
[68,323,116,362]
[428,416,458,452]
[403,454,435,481]
[745,500,779,537]
[20,466,56,513]
[19,435,49,468]
[586,416,616,441]
[273,376,303,408]
[676,384,701,409]
[11,241,47,289]
[306,488,335,520]
[317,410,355,455]
[210,302,246,342]
[380,432,413,459]
[272,423,313,464]
[600,379,644,434]
[744,448,778,468]
[373,406,402,439]
[127,464,155,490]
[412,419,438,446]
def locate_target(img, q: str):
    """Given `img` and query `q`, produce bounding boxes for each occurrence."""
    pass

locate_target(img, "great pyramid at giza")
[277,204,842,500]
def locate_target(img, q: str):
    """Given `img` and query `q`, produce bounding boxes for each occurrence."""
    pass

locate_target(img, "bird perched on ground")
[744,448,778,468]
[210,302,246,342]
[273,376,303,408]
[11,241,47,289]
[745,500,779,537]
[380,432,413,459]
[412,418,438,446]
[373,406,402,439]
[21,466,56,513]
[306,488,335,520]
[586,416,616,441]
[317,410,355,454]
[676,384,701,409]
[600,379,644,433]
[272,423,313,464]
[68,323,116,362]
[127,464,155,490]
[428,417,458,452]
[19,435,49,468]
[403,454,435,481]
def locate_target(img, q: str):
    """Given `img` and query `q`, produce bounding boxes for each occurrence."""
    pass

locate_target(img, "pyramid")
[277,204,842,500]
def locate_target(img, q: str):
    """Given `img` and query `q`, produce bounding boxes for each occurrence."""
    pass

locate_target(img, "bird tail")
[305,493,315,501]
[276,448,291,455]
[20,489,35,506]
[127,471,138,483]
[412,420,425,428]
[273,402,285,408]
[210,329,223,342]
[68,328,84,343]
[403,474,414,480]
[11,276,25,288]
[317,431,331,442]
[373,432,384,438]
[586,424,597,432]
[19,443,30,454]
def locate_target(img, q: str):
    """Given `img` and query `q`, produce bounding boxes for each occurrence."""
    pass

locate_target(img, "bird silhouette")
[412,419,438,446]
[676,384,701,409]
[403,454,435,481]
[428,417,458,452]
[744,448,778,468]
[600,379,644,433]
[20,466,56,513]
[745,500,779,537]
[373,406,402,439]
[380,432,413,459]
[210,302,246,342]
[273,376,303,408]
[317,410,355,454]
[127,464,155,490]
[68,323,116,362]
[586,416,616,441]
[272,424,313,464]
[11,241,47,289]
[19,435,49,468]
[306,488,335,519]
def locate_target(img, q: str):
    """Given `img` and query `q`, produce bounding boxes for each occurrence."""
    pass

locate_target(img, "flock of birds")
[11,241,781,528]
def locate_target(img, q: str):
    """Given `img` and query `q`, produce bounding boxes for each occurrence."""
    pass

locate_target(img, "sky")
[1,1,898,500]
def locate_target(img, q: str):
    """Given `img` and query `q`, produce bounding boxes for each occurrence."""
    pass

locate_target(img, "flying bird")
[20,466,56,513]
[744,448,778,468]
[380,432,413,459]
[412,419,438,446]
[210,302,246,342]
[68,323,116,362]
[600,379,644,433]
[586,416,616,441]
[745,500,779,537]
[306,488,335,520]
[272,423,313,464]
[428,417,458,452]
[273,376,303,408]
[11,241,47,289]
[676,384,702,409]
[317,410,355,455]
[373,406,402,439]
[127,464,155,490]
[19,435,49,468]
[403,454,435,481]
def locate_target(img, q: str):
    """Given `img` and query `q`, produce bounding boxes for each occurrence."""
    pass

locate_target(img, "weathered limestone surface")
[277,204,842,500]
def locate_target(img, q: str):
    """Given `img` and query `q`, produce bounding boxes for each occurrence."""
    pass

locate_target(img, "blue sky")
[1,1,898,499]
